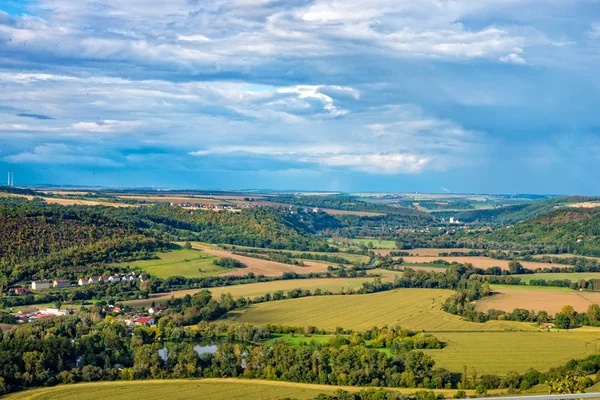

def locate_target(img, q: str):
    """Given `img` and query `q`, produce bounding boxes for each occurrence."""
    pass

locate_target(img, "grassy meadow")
[223,288,533,332]
[515,272,600,283]
[112,246,225,279]
[121,277,376,308]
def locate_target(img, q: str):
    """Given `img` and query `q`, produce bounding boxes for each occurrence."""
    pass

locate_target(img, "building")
[53,279,71,289]
[88,277,100,285]
[133,317,155,326]
[78,278,88,286]
[108,274,121,283]
[31,280,51,291]
[13,287,30,295]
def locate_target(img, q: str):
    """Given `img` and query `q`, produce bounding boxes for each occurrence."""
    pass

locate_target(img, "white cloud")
[3,144,120,166]
[499,52,526,64]
[69,120,142,133]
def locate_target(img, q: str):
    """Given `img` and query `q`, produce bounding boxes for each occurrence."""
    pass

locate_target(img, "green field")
[122,277,376,308]
[404,263,449,269]
[514,272,600,283]
[223,288,533,332]
[266,333,332,346]
[489,284,574,292]
[2,378,473,400]
[113,246,226,279]
[424,331,600,375]
[329,238,397,249]
[228,245,370,264]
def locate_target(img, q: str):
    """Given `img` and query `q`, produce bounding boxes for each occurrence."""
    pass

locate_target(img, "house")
[53,279,71,289]
[13,287,30,295]
[101,276,110,284]
[148,306,164,314]
[78,278,88,286]
[108,274,121,283]
[88,277,100,285]
[42,308,69,316]
[31,280,51,291]
[133,317,155,326]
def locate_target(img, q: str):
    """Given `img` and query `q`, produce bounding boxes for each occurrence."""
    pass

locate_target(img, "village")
[28,272,145,291]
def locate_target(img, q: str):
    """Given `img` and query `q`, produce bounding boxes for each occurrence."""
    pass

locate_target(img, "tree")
[588,304,600,325]
[508,261,525,275]
[184,242,192,249]
[547,372,591,394]
[561,305,576,323]
[555,313,571,329]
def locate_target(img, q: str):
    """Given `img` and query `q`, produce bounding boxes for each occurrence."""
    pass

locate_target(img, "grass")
[223,288,534,332]
[329,238,397,249]
[489,284,574,292]
[423,331,600,375]
[404,263,449,269]
[514,272,600,283]
[228,245,370,264]
[121,277,376,308]
[266,333,332,346]
[112,245,226,279]
[2,378,480,400]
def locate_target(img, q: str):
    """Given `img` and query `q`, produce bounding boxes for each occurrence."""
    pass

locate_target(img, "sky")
[0,0,600,194]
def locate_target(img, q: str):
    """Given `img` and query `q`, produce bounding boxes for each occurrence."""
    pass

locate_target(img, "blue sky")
[1,0,600,194]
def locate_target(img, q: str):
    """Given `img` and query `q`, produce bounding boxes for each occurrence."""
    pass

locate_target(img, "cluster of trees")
[212,257,246,269]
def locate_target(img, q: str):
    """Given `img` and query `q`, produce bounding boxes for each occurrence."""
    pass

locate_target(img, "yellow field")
[7,193,133,207]
[399,256,571,271]
[1,378,488,400]
[122,277,376,308]
[424,331,600,375]
[476,285,600,313]
[224,288,533,332]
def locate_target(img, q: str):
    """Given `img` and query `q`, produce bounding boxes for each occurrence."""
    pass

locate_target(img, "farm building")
[31,280,51,291]
[53,279,71,289]
[133,317,155,326]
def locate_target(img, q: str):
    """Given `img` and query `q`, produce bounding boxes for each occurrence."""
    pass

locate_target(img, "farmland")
[223,288,534,332]
[515,272,600,283]
[399,256,571,271]
[191,245,331,277]
[476,285,600,313]
[111,247,225,279]
[423,331,600,375]
[1,378,477,400]
[121,277,376,308]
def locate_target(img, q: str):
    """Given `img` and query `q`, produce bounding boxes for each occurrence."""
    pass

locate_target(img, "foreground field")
[114,247,224,279]
[2,378,477,400]
[122,277,375,308]
[424,331,600,375]
[476,285,600,313]
[400,256,571,271]
[224,288,534,332]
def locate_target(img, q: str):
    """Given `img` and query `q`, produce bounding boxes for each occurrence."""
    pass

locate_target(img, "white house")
[53,279,71,289]
[88,277,100,285]
[78,278,88,286]
[108,274,121,283]
[31,280,51,291]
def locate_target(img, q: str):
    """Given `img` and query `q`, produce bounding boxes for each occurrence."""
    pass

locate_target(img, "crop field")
[194,246,331,277]
[121,277,375,308]
[375,248,507,256]
[7,193,133,208]
[331,238,398,249]
[112,247,226,279]
[424,331,600,375]
[476,285,600,313]
[399,256,571,271]
[228,246,371,264]
[224,288,534,332]
[319,208,385,217]
[515,272,600,283]
[3,378,477,400]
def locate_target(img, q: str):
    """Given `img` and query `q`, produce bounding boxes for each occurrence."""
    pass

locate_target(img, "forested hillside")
[486,207,600,256]
[0,197,166,282]
[0,197,332,282]
[455,196,596,224]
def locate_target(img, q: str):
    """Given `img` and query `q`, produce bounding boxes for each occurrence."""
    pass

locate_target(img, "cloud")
[69,120,142,133]
[499,52,526,64]
[3,143,121,166]
[16,113,55,120]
